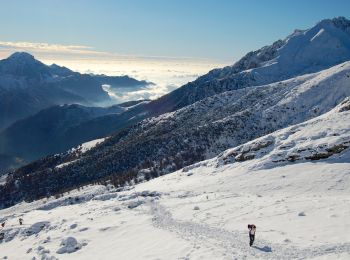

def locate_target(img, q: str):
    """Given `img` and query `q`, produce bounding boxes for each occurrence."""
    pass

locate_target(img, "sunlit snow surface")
[1,100,349,260]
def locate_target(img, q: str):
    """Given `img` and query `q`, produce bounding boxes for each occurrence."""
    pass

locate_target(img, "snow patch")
[310,28,325,42]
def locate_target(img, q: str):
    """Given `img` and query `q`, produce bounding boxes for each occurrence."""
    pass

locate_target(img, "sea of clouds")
[0,41,229,104]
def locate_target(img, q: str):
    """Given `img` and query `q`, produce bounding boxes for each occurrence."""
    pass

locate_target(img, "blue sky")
[1,0,350,61]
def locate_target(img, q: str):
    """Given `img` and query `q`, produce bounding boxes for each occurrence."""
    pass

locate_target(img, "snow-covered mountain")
[1,16,350,259]
[0,96,349,259]
[0,52,151,129]
[145,17,350,114]
[202,17,350,83]
[1,17,350,206]
[0,52,53,85]
[2,58,350,207]
[0,52,108,102]
[66,17,350,137]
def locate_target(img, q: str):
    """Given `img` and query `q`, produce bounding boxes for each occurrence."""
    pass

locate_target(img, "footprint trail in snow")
[150,201,350,259]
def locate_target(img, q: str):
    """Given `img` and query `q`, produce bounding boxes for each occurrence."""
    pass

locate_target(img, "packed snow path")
[150,201,350,260]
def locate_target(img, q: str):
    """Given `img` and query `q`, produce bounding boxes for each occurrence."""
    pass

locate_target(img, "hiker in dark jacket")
[0,222,4,241]
[248,224,256,246]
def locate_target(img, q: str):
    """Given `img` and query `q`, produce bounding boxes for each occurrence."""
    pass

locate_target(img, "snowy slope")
[5,60,349,206]
[0,98,349,260]
[155,17,350,114]
[217,97,350,170]
[2,17,348,173]
[201,17,350,84]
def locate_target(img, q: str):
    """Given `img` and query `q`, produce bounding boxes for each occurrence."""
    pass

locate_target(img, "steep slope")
[145,17,350,114]
[0,98,349,259]
[1,61,350,206]
[211,96,350,170]
[62,17,350,134]
[0,52,52,84]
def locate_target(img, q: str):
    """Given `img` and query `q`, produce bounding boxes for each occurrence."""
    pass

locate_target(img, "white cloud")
[0,41,107,56]
[102,83,180,103]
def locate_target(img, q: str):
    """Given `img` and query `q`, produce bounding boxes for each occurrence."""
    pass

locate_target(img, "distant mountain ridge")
[93,75,153,89]
[0,52,151,130]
